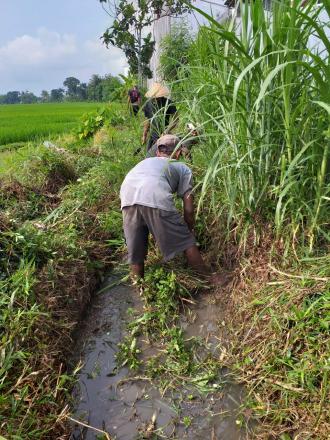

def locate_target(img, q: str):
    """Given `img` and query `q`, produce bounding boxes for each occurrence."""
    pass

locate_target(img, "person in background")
[128,85,141,116]
[142,83,177,152]
[120,134,222,284]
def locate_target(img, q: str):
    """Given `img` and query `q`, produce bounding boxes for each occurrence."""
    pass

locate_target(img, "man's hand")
[183,192,195,232]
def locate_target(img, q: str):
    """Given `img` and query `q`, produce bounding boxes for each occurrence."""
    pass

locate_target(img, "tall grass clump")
[175,0,329,252]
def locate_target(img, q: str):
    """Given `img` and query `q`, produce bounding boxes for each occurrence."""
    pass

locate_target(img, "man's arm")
[183,191,195,232]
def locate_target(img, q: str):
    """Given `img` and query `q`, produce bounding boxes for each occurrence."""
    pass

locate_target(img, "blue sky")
[1,1,328,95]
[0,0,127,94]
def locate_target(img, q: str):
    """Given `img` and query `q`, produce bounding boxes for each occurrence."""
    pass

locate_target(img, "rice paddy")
[0,102,102,146]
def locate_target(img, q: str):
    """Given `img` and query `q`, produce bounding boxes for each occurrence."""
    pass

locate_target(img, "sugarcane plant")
[175,0,329,252]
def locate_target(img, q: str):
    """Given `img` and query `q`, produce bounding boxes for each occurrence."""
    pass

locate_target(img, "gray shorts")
[122,204,196,264]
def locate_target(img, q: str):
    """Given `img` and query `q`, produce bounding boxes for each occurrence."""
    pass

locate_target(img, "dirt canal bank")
[69,272,249,439]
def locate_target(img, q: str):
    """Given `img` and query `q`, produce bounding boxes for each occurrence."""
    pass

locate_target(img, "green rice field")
[0,102,102,146]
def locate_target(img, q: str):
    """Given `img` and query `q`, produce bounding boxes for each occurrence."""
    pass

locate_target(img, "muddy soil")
[69,273,247,440]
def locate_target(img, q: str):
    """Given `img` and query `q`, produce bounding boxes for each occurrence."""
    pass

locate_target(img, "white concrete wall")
[148,0,228,82]
[149,12,171,85]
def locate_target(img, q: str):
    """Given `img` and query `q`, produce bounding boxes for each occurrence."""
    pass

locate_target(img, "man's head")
[156,134,181,159]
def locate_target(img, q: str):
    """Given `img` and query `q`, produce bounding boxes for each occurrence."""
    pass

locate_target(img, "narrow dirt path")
[69,272,248,440]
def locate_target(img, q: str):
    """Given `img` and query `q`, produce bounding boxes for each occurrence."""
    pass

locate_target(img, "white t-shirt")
[120,157,193,212]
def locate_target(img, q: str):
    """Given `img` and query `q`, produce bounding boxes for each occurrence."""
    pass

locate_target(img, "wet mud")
[70,273,247,440]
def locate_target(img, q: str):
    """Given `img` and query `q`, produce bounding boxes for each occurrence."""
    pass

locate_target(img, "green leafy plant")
[77,107,125,139]
[117,335,141,369]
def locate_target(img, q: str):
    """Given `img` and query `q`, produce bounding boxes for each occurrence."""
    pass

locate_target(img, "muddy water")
[70,273,247,440]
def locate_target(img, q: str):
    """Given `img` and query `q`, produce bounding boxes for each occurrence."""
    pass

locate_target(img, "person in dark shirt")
[142,83,177,151]
[128,85,141,116]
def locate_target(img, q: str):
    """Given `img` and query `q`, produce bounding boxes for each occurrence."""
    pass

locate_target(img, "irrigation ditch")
[68,270,249,440]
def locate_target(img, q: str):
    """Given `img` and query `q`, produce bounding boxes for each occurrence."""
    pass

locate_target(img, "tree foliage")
[50,88,65,102]
[63,77,88,101]
[63,77,80,96]
[0,91,37,104]
[20,91,38,104]
[1,91,20,104]
[40,90,50,103]
[99,0,192,81]
[87,74,122,102]
[0,74,123,104]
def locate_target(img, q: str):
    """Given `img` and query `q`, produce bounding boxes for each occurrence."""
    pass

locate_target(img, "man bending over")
[120,134,220,283]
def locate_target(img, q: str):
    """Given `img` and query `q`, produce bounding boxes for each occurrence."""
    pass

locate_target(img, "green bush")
[76,106,125,140]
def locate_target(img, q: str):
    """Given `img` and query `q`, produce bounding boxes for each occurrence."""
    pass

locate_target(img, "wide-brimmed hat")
[156,134,180,151]
[145,82,170,98]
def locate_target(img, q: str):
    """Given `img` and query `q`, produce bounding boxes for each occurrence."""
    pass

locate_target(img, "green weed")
[76,105,126,140]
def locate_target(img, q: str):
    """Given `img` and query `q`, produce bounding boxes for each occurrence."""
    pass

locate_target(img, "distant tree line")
[0,74,122,104]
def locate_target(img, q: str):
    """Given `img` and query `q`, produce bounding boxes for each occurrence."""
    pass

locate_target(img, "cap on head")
[156,134,180,153]
[145,82,170,98]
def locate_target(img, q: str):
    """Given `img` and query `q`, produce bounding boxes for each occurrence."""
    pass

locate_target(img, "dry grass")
[213,232,330,439]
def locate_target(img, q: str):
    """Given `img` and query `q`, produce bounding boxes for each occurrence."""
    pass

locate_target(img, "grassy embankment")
[0,102,102,147]
[162,0,329,438]
[0,103,142,439]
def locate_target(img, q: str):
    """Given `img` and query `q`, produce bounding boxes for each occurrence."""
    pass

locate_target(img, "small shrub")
[76,106,125,140]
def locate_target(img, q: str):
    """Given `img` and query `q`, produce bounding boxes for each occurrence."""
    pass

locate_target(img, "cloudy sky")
[0,0,127,95]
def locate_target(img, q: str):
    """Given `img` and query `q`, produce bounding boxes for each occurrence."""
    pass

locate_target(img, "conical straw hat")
[145,82,170,98]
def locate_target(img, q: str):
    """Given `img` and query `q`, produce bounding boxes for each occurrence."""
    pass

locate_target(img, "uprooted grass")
[116,267,225,396]
[0,104,140,438]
